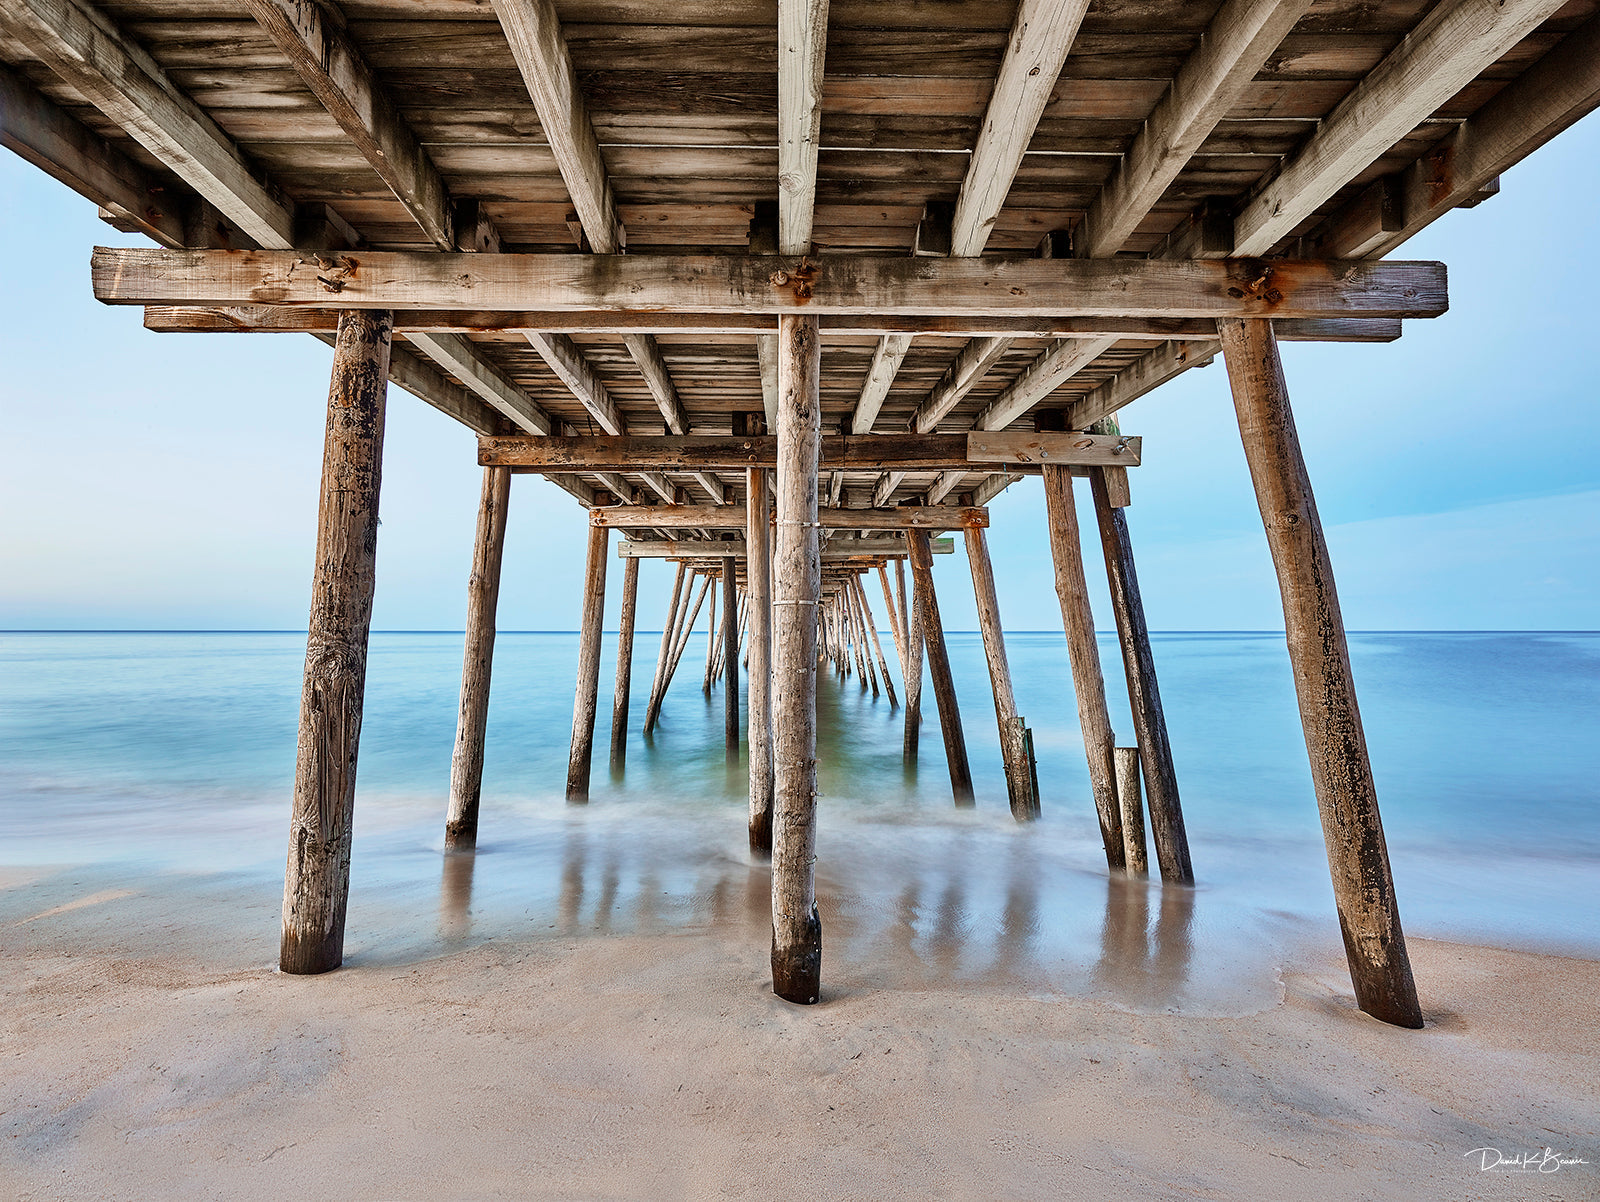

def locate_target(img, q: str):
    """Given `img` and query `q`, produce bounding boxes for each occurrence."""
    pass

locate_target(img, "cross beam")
[93,250,1449,321]
[591,505,989,531]
[478,432,1140,472]
[620,537,956,560]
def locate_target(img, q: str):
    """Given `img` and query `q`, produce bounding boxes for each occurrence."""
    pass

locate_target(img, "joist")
[139,308,1403,343]
[478,432,1135,471]
[970,338,1120,433]
[1075,0,1313,260]
[94,251,1451,322]
[406,334,553,436]
[619,537,955,560]
[591,506,989,531]
[1232,0,1569,256]
[1067,341,1220,432]
[778,0,829,255]
[849,334,912,435]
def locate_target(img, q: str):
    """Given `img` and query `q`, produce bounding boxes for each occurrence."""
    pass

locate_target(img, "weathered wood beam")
[618,536,953,560]
[478,432,1134,471]
[406,333,553,435]
[140,307,1404,342]
[94,250,1449,322]
[951,0,1091,256]
[908,336,1014,432]
[849,333,913,435]
[778,0,829,255]
[1219,316,1422,1028]
[1066,340,1221,431]
[0,64,190,248]
[591,504,989,531]
[971,338,1120,432]
[770,313,823,1004]
[2,0,295,248]
[279,308,392,974]
[1076,0,1312,259]
[242,0,456,250]
[1312,11,1600,260]
[1233,0,1568,256]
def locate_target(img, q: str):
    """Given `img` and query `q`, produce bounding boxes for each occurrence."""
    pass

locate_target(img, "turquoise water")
[2,630,1597,1000]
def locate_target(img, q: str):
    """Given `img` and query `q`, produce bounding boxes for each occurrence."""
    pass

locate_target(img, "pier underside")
[6,0,1597,1025]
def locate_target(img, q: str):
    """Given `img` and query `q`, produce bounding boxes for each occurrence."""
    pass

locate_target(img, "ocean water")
[2,630,1597,1011]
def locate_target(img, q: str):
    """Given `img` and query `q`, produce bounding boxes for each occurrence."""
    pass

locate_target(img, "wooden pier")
[6,0,1597,1026]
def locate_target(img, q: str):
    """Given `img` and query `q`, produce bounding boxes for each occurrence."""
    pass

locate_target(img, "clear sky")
[1,113,1596,633]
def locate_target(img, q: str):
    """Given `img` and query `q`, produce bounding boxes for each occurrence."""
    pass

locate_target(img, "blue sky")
[1,113,1596,633]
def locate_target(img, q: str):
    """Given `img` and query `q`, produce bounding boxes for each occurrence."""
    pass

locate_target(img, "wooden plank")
[95,250,1451,320]
[617,536,954,559]
[491,0,620,253]
[1076,0,1312,258]
[950,0,1092,256]
[591,504,989,530]
[908,335,1014,431]
[242,0,455,248]
[778,0,829,255]
[139,307,1405,341]
[382,342,501,437]
[445,465,512,850]
[3,0,295,249]
[1233,0,1569,255]
[407,332,553,435]
[970,337,1120,432]
[279,308,392,975]
[967,432,1141,466]
[1313,12,1600,259]
[0,64,188,248]
[1218,316,1422,1029]
[770,313,823,1004]
[849,333,912,434]
[1066,340,1221,431]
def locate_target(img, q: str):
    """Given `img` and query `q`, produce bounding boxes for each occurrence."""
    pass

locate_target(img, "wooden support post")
[609,553,640,771]
[903,565,925,759]
[643,563,687,735]
[280,308,393,975]
[964,524,1038,821]
[1089,465,1194,884]
[849,582,874,692]
[747,467,775,853]
[1218,317,1422,1029]
[658,572,712,718]
[1114,746,1148,876]
[771,313,823,1004]
[723,553,740,760]
[1042,465,1126,870]
[703,567,721,693]
[907,530,974,805]
[445,464,511,850]
[876,563,905,668]
[856,576,898,707]
[565,522,609,802]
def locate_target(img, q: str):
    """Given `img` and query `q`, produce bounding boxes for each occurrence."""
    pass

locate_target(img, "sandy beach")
[2,862,1594,1201]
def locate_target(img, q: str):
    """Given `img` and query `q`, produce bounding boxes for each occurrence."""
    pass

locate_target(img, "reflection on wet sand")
[430,801,1227,1013]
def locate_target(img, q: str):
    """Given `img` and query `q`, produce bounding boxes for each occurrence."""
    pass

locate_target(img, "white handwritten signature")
[1466,1147,1590,1173]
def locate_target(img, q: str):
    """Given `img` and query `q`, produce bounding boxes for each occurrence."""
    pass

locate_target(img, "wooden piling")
[657,571,711,718]
[876,563,905,669]
[1218,317,1422,1029]
[609,553,640,771]
[703,567,721,693]
[1089,465,1193,884]
[723,553,740,759]
[747,466,775,854]
[1042,464,1126,871]
[964,523,1038,821]
[907,529,974,806]
[771,313,823,1005]
[642,563,687,735]
[565,522,609,802]
[445,464,512,850]
[850,579,879,696]
[856,576,898,707]
[903,564,925,760]
[1114,746,1148,877]
[280,307,393,975]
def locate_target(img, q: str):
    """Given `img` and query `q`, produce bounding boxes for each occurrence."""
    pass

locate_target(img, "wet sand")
[1,860,1596,1200]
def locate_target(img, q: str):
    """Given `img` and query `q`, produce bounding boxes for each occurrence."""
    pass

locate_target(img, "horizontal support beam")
[140,306,1402,342]
[480,432,1134,472]
[620,536,955,560]
[96,250,1449,321]
[592,505,988,531]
